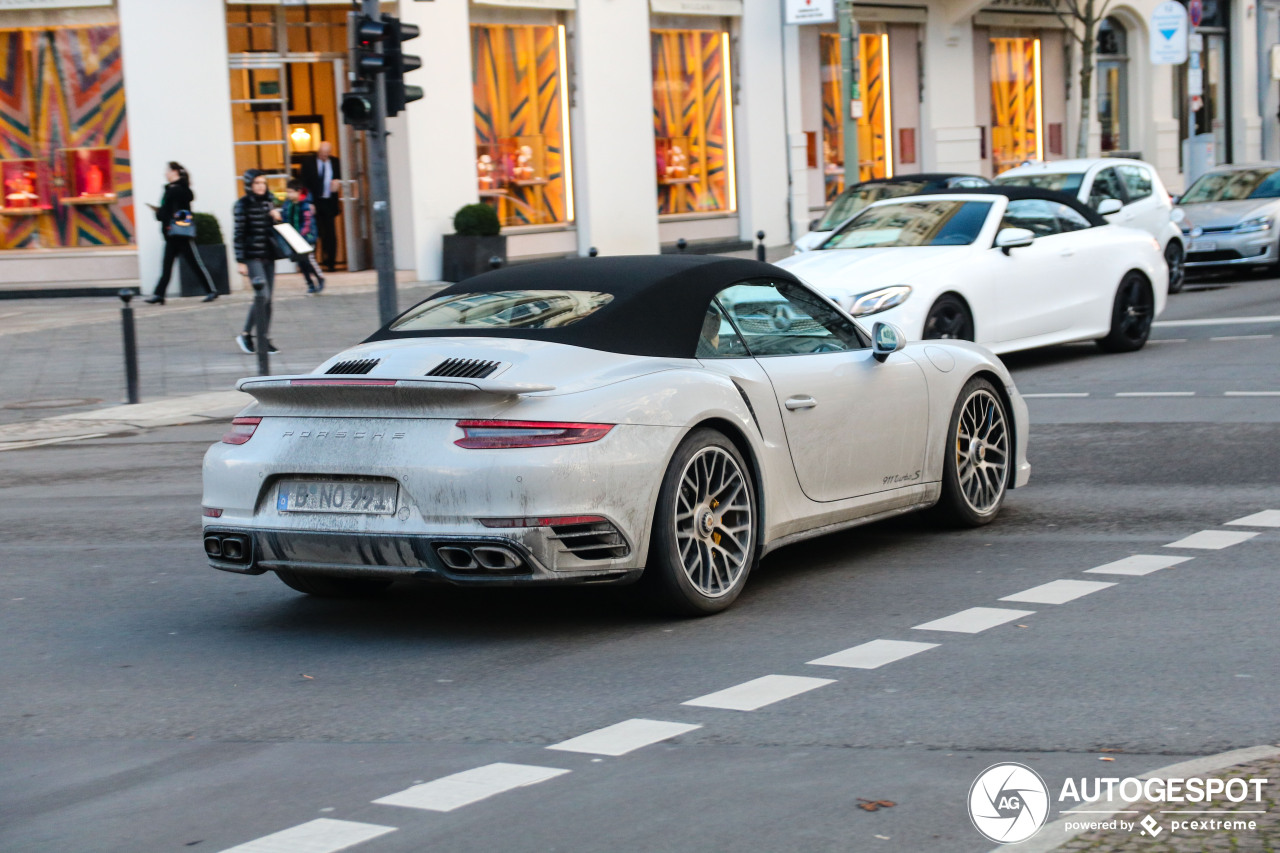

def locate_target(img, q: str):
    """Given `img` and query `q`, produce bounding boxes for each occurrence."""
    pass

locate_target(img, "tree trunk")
[1075,0,1096,158]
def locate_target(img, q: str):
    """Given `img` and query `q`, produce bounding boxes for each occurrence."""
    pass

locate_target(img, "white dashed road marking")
[1211,334,1274,341]
[911,607,1034,634]
[1114,391,1195,397]
[1226,509,1280,527]
[1224,391,1280,397]
[217,819,395,853]
[373,763,570,813]
[1085,554,1193,576]
[1155,314,1280,327]
[807,639,939,669]
[547,719,702,757]
[682,675,835,711]
[999,579,1117,605]
[1022,393,1090,398]
[1165,530,1260,550]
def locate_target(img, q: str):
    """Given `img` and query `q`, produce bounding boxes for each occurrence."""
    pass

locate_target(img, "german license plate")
[1189,240,1217,253]
[276,480,398,514]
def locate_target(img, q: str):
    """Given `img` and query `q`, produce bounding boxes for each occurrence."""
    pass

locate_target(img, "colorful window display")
[820,31,893,202]
[990,37,1043,175]
[471,23,573,228]
[0,25,133,249]
[652,28,736,216]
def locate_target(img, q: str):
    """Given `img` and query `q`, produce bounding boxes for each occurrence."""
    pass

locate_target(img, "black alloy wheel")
[1165,240,1185,294]
[922,295,974,341]
[1097,272,1155,353]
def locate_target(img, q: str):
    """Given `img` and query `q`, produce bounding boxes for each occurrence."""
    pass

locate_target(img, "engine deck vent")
[326,358,380,375]
[427,358,501,379]
[549,520,630,561]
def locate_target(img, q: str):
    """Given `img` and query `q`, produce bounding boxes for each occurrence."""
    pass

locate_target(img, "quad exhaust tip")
[433,542,526,573]
[205,533,252,565]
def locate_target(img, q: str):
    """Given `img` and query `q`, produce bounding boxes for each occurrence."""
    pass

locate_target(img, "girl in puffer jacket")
[233,169,282,355]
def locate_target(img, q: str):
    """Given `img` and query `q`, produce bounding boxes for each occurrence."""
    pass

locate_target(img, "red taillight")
[480,515,607,528]
[203,507,224,518]
[221,417,261,445]
[454,420,613,449]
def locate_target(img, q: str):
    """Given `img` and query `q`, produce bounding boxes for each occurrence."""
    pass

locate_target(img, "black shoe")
[315,277,325,293]
[144,295,164,305]
[305,285,317,295]
[235,333,255,354]
[266,340,280,354]
[202,293,218,302]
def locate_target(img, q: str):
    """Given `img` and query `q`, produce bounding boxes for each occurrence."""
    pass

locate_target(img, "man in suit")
[302,141,342,271]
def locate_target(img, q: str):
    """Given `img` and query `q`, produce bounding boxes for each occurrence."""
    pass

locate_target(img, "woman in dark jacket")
[234,169,282,354]
[145,162,218,304]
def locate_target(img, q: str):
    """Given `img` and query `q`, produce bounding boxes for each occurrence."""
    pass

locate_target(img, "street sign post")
[1149,1,1188,65]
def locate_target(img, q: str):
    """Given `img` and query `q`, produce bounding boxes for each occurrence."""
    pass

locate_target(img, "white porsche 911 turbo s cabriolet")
[777,187,1168,355]
[202,256,1030,615]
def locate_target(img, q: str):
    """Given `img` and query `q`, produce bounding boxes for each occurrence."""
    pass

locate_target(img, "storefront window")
[471,23,573,228]
[990,37,1043,174]
[1097,18,1128,153]
[819,31,892,200]
[652,28,736,215]
[0,26,133,250]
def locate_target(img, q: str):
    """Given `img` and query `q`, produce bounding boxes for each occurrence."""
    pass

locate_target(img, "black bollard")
[676,238,687,253]
[588,247,598,257]
[756,230,766,262]
[489,255,504,270]
[252,278,269,377]
[118,289,139,404]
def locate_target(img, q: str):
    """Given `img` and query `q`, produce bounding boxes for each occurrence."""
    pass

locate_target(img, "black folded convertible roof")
[365,255,802,359]
[921,185,1108,227]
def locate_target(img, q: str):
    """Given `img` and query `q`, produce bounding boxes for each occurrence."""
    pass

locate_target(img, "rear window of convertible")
[390,290,614,331]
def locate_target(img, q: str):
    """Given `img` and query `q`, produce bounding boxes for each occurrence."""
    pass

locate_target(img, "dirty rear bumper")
[204,526,644,587]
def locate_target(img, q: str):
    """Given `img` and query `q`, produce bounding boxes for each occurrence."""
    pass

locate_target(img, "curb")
[0,390,249,451]
[994,744,1280,852]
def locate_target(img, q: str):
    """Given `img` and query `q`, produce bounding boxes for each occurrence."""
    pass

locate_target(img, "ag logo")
[968,762,1050,844]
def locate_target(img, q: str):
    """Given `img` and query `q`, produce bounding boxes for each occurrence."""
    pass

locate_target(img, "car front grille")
[1188,249,1247,262]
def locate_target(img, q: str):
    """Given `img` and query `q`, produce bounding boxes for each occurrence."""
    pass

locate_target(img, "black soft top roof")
[921,185,1108,226]
[365,255,801,359]
[853,172,979,187]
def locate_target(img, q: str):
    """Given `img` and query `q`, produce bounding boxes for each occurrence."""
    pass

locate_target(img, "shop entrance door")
[990,37,1043,174]
[228,55,368,271]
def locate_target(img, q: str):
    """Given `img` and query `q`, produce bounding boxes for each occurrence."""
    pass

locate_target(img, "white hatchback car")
[994,159,1187,292]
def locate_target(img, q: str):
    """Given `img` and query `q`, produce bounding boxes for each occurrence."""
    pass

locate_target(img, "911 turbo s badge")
[883,470,923,485]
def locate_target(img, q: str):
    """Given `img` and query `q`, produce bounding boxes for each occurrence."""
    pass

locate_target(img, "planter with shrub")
[179,212,231,296]
[441,203,506,282]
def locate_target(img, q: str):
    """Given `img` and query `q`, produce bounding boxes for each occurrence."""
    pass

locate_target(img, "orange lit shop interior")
[820,32,894,201]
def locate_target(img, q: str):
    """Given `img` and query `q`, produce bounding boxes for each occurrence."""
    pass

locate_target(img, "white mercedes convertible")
[777,187,1168,354]
[202,256,1030,615]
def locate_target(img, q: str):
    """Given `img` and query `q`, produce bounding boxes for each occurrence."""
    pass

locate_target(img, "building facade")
[0,0,1267,290]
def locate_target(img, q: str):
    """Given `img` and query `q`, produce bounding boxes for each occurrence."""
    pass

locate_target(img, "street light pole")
[362,0,398,326]
[838,0,861,192]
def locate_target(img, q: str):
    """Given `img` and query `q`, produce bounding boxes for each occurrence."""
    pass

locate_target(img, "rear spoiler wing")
[237,375,554,404]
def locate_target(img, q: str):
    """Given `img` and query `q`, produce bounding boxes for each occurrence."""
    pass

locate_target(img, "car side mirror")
[1097,198,1123,216]
[809,218,821,231]
[995,227,1035,255]
[871,321,907,363]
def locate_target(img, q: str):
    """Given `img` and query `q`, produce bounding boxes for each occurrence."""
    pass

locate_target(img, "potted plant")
[179,212,231,296]
[441,203,506,282]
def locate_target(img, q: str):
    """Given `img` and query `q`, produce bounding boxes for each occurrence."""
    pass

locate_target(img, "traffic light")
[341,86,375,131]
[383,15,423,116]
[349,12,386,84]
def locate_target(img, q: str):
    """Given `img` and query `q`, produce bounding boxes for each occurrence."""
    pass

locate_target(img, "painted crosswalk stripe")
[999,579,1116,605]
[1084,554,1193,576]
[217,819,395,853]
[373,763,569,812]
[1225,510,1280,527]
[912,607,1033,634]
[1165,530,1259,550]
[808,639,939,670]
[682,674,835,711]
[547,719,701,757]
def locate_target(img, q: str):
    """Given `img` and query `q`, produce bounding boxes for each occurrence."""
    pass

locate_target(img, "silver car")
[202,256,1030,615]
[1175,163,1280,271]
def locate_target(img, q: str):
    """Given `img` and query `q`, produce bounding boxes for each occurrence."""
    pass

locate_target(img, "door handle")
[785,396,818,410]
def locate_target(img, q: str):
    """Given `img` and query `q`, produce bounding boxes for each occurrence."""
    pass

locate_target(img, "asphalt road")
[1,274,1278,853]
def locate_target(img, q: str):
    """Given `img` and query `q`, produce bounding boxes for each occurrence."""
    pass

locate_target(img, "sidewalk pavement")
[0,246,793,447]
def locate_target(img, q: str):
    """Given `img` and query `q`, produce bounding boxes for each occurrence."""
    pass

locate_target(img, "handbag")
[169,209,197,238]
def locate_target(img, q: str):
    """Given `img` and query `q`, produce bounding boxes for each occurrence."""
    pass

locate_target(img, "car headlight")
[1235,215,1274,233]
[848,285,912,317]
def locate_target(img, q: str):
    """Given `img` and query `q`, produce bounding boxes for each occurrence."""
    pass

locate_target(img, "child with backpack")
[280,179,325,295]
